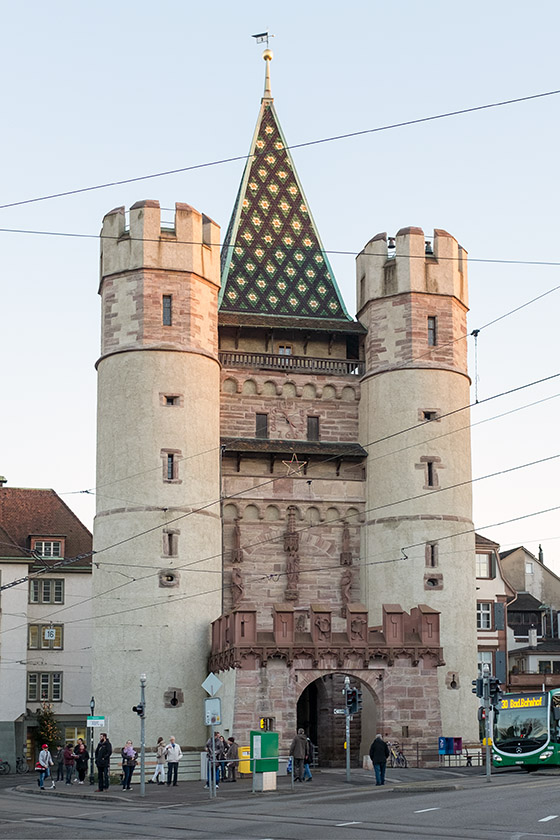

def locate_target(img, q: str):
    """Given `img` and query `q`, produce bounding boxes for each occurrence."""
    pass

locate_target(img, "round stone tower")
[93,200,222,748]
[357,226,478,739]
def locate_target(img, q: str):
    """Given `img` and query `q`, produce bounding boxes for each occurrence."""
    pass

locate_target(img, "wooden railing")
[219,351,364,376]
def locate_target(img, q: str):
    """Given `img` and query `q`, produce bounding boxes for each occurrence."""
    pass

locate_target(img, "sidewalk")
[11,764,527,806]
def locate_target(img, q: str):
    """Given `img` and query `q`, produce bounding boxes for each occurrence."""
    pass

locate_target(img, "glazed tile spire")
[220,51,350,320]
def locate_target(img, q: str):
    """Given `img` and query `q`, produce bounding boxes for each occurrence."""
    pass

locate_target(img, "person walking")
[164,736,182,787]
[121,740,137,790]
[225,736,239,782]
[289,728,307,782]
[205,731,222,789]
[303,736,314,781]
[369,733,390,786]
[74,742,89,784]
[148,737,166,785]
[36,744,55,789]
[63,743,75,785]
[54,745,64,782]
[94,732,112,792]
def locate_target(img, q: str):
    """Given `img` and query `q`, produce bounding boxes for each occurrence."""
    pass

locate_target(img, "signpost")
[202,673,223,799]
[86,716,105,728]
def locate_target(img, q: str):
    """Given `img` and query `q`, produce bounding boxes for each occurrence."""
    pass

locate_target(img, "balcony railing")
[219,351,364,376]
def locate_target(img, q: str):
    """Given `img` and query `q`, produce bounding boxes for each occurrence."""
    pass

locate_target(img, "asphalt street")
[1,766,560,839]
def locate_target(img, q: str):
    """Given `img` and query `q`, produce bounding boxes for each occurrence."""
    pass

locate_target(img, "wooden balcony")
[508,672,560,690]
[219,350,364,376]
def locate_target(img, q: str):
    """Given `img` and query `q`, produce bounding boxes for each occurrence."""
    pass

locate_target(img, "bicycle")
[387,741,408,768]
[16,756,29,774]
[0,759,11,775]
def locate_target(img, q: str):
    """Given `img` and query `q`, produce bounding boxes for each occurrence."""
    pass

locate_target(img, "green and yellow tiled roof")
[219,69,350,321]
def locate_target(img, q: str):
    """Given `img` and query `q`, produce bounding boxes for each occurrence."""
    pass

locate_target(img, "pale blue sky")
[1,1,559,568]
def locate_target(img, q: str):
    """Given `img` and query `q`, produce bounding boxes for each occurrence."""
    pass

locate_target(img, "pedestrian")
[54,744,64,781]
[369,733,390,786]
[289,728,307,782]
[303,736,314,781]
[164,736,182,787]
[204,731,222,789]
[217,734,227,782]
[121,740,137,790]
[225,736,239,782]
[36,744,55,789]
[94,732,112,792]
[149,737,166,785]
[75,742,89,784]
[63,743,75,785]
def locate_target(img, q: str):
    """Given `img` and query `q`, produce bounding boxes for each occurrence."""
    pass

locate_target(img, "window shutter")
[494,602,505,631]
[495,650,507,684]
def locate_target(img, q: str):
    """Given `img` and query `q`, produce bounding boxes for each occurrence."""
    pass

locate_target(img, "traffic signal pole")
[344,676,351,783]
[482,666,491,783]
[140,673,146,797]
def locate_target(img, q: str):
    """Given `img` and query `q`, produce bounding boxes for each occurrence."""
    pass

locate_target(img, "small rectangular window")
[427,316,437,346]
[426,461,435,487]
[167,454,175,480]
[27,673,38,702]
[162,295,172,326]
[278,345,292,356]
[165,396,179,406]
[256,413,268,439]
[28,624,64,650]
[477,603,492,630]
[33,541,62,558]
[426,543,438,568]
[29,579,65,605]
[28,672,63,702]
[42,580,52,603]
[423,411,437,421]
[307,416,319,441]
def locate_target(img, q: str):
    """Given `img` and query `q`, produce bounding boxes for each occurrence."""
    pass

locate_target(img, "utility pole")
[344,676,351,783]
[139,674,146,797]
[89,696,95,785]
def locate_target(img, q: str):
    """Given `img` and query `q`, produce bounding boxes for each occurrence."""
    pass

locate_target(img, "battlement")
[99,200,221,286]
[356,226,468,311]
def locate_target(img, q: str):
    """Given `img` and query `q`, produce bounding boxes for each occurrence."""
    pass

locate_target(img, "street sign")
[204,697,221,725]
[333,708,347,715]
[202,673,223,697]
[87,716,105,728]
[44,628,56,641]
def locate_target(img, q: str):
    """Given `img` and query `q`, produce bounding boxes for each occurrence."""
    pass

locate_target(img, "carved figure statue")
[350,616,367,642]
[231,567,244,609]
[315,615,331,641]
[231,519,244,563]
[340,567,353,608]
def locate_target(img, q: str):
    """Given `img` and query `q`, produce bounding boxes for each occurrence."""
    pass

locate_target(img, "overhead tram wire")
[1,88,559,211]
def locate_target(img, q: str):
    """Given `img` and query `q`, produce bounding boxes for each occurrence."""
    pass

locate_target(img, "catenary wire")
[1,88,558,211]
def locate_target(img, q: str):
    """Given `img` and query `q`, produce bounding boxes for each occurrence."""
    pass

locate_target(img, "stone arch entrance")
[296,672,379,767]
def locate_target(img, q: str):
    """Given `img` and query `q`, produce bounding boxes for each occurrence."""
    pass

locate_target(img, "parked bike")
[0,759,11,774]
[387,741,408,768]
[16,756,29,774]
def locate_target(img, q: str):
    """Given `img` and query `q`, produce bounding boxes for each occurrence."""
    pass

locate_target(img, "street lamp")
[89,696,95,785]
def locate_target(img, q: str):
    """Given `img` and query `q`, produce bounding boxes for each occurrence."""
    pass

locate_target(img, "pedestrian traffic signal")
[346,687,361,714]
[471,678,483,698]
[132,703,144,717]
[489,676,502,707]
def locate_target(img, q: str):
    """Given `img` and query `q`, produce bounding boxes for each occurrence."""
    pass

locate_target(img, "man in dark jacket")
[289,728,307,782]
[369,734,389,786]
[94,732,112,792]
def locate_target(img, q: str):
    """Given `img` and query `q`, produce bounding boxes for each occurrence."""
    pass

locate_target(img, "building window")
[427,316,437,346]
[526,561,534,574]
[416,455,442,489]
[425,542,438,568]
[27,672,63,702]
[476,553,491,578]
[162,295,172,326]
[28,624,63,650]
[477,650,493,674]
[165,396,179,406]
[307,416,319,441]
[32,540,62,558]
[539,661,552,675]
[256,413,269,439]
[426,460,435,487]
[423,411,437,422]
[161,449,181,483]
[477,602,492,630]
[162,530,179,557]
[278,345,292,356]
[29,579,64,605]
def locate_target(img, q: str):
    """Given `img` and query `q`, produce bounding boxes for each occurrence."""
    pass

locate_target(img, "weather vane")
[252,31,274,47]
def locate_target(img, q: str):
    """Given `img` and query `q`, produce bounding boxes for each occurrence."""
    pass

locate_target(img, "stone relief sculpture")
[340,520,353,566]
[314,615,331,641]
[284,505,300,601]
[231,567,244,609]
[231,519,244,563]
[340,567,353,617]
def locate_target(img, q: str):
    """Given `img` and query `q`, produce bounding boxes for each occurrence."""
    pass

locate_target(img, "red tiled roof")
[0,487,92,569]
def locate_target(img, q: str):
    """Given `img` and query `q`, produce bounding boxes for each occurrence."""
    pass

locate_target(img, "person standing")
[63,743,75,785]
[369,734,390,786]
[54,745,64,782]
[225,736,239,782]
[74,742,89,784]
[205,731,222,789]
[149,737,166,785]
[289,728,307,782]
[164,736,182,787]
[94,732,112,792]
[121,740,137,790]
[36,744,55,789]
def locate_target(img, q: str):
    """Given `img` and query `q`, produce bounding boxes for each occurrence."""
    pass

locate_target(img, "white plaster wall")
[0,567,29,721]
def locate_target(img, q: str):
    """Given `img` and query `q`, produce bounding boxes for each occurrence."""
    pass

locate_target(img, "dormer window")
[31,539,63,558]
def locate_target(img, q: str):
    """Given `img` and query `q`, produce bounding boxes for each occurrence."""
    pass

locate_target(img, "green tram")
[493,689,560,770]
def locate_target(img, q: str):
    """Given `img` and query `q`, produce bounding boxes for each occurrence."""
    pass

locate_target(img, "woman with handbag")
[121,740,138,790]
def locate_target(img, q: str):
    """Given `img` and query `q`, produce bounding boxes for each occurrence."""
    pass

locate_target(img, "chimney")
[539,544,544,564]
[0,476,7,487]
[528,627,538,649]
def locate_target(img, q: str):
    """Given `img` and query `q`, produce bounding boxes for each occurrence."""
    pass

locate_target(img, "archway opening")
[296,673,378,767]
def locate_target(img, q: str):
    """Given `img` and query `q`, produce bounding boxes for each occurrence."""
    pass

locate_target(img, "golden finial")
[263,49,273,100]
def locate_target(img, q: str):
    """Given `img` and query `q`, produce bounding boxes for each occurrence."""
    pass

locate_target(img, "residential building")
[475,533,513,684]
[0,484,92,766]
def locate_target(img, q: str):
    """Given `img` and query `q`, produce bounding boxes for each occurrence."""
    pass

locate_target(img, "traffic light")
[355,689,363,712]
[477,706,486,722]
[346,687,361,714]
[489,676,502,707]
[132,703,144,717]
[471,678,483,698]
